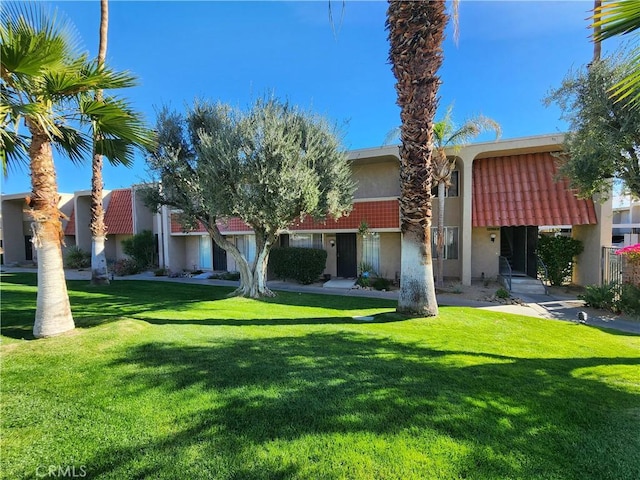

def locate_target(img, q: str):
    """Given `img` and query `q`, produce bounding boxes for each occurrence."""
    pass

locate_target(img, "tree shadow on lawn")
[81,332,640,480]
[1,274,399,339]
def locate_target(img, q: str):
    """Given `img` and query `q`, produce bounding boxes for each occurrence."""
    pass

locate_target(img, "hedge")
[269,247,327,284]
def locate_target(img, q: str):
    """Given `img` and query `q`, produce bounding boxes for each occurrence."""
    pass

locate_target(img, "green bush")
[617,283,640,317]
[372,277,392,291]
[578,283,618,311]
[121,230,156,270]
[113,258,141,276]
[537,235,584,286]
[64,246,90,269]
[269,247,327,285]
[496,287,510,299]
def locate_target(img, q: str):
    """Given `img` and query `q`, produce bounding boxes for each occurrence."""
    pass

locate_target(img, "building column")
[459,152,475,286]
[573,194,613,286]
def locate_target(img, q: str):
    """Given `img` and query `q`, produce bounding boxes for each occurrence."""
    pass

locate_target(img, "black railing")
[499,256,512,291]
[536,255,549,294]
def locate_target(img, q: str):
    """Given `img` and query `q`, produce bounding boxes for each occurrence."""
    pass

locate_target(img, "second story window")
[431,170,459,198]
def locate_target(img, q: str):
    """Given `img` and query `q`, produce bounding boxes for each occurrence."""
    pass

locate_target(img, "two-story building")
[1,134,612,287]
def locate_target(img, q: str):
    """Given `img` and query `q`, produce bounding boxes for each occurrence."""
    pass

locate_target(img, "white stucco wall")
[471,227,501,281]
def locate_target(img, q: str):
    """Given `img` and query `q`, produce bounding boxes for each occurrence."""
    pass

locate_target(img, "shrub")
[113,258,141,276]
[64,246,90,269]
[537,235,584,286]
[617,283,640,317]
[496,287,510,299]
[269,247,327,285]
[356,272,371,288]
[121,230,156,270]
[578,283,618,311]
[219,271,240,281]
[372,277,392,291]
[154,268,168,277]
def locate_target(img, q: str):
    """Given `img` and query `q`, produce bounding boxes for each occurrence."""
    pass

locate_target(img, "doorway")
[336,233,357,278]
[213,241,227,271]
[500,226,538,278]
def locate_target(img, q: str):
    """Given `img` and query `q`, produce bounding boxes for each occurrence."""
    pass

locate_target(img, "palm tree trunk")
[593,0,602,63]
[91,0,110,285]
[27,120,75,338]
[388,0,447,316]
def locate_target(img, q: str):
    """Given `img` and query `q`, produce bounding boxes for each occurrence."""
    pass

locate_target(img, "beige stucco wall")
[471,227,501,281]
[1,199,27,264]
[134,188,154,233]
[573,195,612,286]
[166,236,186,272]
[76,195,92,253]
[351,160,400,199]
[379,232,401,280]
[323,233,338,277]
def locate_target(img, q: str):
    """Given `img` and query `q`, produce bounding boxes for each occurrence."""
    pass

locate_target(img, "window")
[199,235,213,269]
[236,235,256,263]
[431,227,459,260]
[361,232,380,274]
[288,233,323,249]
[431,170,459,198]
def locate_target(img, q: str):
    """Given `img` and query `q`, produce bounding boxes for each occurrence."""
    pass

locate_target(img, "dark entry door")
[24,236,33,261]
[213,242,227,271]
[336,233,357,278]
[500,226,538,277]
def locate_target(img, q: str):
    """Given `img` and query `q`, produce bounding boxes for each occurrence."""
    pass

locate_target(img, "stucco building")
[1,134,612,287]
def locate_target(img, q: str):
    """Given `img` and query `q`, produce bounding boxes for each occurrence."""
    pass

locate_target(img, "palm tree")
[592,0,640,108]
[90,0,110,285]
[387,0,448,316]
[1,4,153,337]
[431,107,500,287]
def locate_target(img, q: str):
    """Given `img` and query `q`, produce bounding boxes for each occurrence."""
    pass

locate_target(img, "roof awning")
[472,152,597,227]
[104,189,134,234]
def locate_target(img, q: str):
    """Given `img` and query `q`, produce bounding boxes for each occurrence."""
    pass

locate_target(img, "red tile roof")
[170,199,400,234]
[64,208,75,235]
[104,189,134,234]
[472,152,597,227]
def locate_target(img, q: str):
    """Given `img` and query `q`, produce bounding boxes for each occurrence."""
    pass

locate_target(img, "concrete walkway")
[3,267,639,334]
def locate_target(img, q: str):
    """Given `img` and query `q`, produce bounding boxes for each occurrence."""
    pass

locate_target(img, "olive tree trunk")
[206,224,275,298]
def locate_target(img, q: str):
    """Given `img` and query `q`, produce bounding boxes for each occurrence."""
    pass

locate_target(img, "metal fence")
[602,246,623,285]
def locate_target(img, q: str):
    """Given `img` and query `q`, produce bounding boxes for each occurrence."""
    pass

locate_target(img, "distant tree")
[591,0,640,109]
[145,98,355,298]
[431,107,500,287]
[121,230,156,270]
[545,55,640,198]
[1,4,153,337]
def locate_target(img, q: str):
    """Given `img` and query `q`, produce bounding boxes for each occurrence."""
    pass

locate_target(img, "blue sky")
[1,0,626,195]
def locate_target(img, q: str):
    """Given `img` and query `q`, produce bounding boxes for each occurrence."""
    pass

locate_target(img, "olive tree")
[546,54,640,198]
[145,98,355,298]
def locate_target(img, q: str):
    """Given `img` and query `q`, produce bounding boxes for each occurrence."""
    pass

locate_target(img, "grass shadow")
[81,332,640,479]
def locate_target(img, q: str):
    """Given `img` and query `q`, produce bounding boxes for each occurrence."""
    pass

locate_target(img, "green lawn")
[1,272,639,480]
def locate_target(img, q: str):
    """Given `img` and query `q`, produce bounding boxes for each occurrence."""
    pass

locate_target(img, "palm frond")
[80,95,155,165]
[592,0,640,42]
[51,124,90,164]
[0,128,29,175]
[0,2,81,77]
[446,115,501,147]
